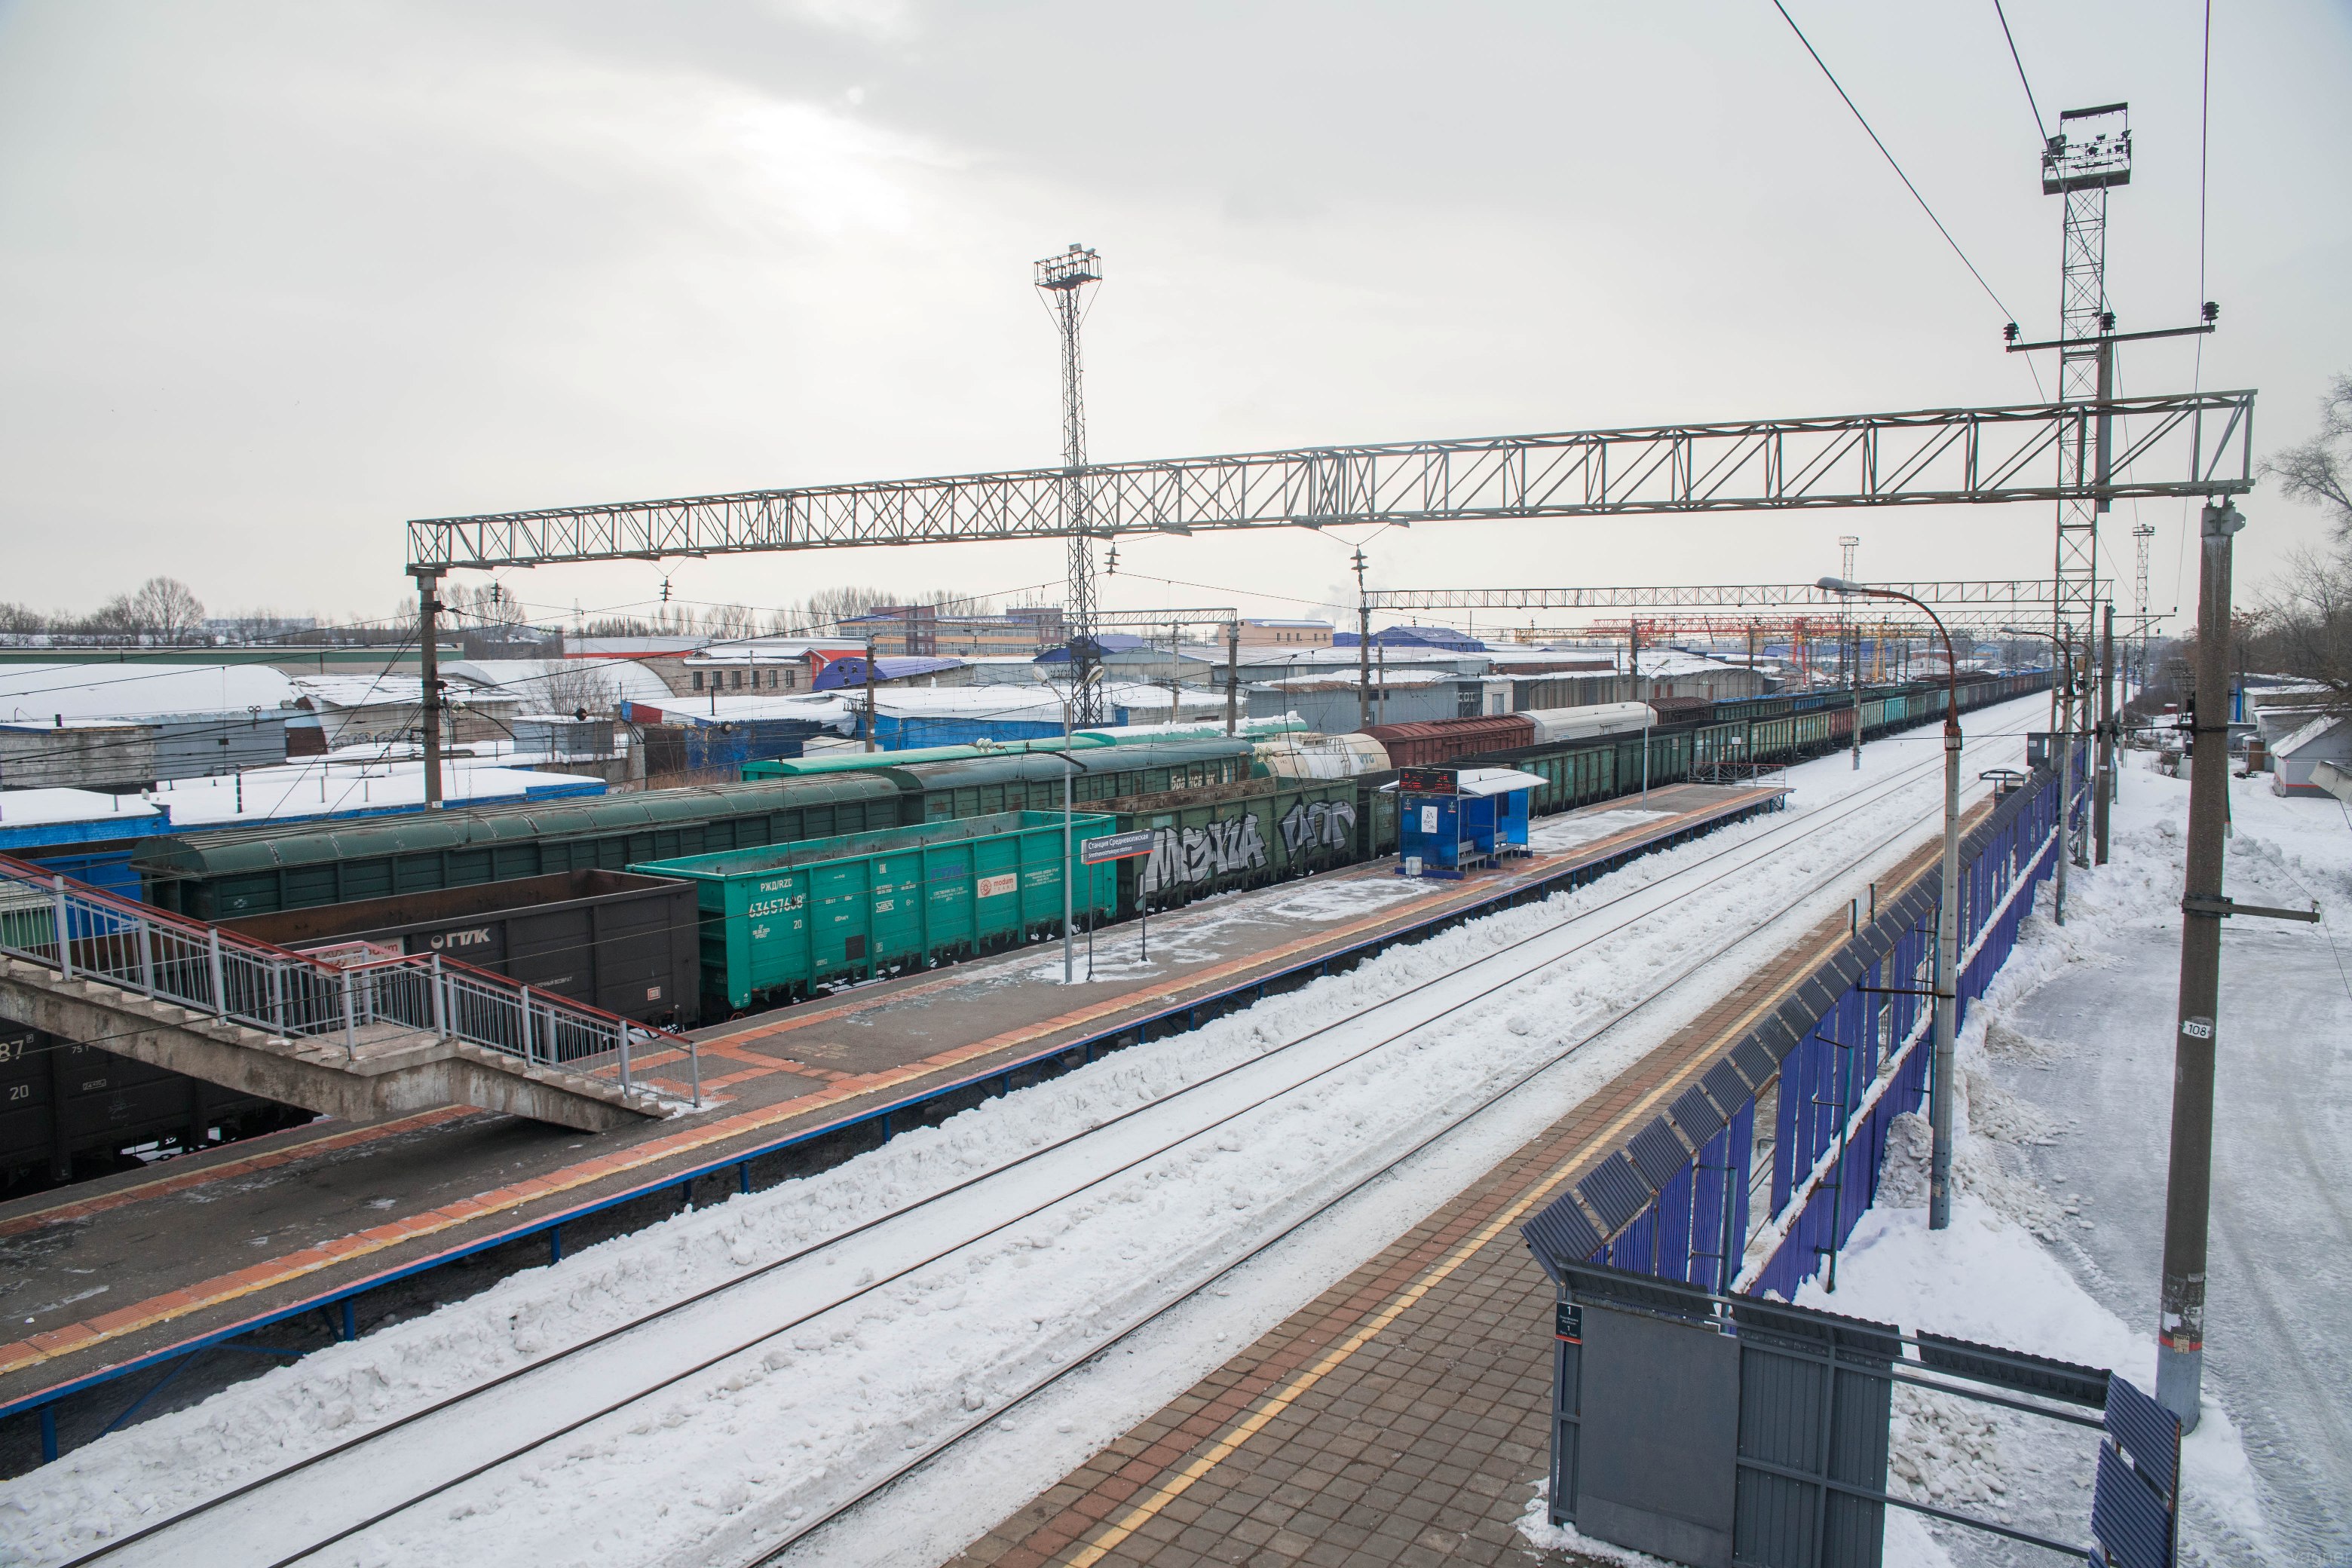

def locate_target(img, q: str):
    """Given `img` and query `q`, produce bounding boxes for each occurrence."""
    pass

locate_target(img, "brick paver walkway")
[951,822,1960,1568]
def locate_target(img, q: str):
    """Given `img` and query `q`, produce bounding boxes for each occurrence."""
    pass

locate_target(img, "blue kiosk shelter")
[1386,766,1548,878]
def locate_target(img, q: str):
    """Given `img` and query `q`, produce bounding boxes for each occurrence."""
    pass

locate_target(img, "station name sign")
[1080,828,1158,865]
[1397,767,1459,796]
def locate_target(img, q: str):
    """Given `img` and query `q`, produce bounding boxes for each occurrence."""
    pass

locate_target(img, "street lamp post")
[1821,577,1962,1232]
[2000,625,2084,926]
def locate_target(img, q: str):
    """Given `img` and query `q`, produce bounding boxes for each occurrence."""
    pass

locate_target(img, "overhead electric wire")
[1989,0,2047,142]
[1767,0,2025,329]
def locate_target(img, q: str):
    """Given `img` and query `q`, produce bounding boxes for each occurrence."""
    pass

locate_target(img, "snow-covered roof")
[1378,767,1549,797]
[0,662,296,724]
[0,788,169,828]
[1251,670,1455,691]
[290,672,519,710]
[444,659,676,707]
[2271,713,2350,758]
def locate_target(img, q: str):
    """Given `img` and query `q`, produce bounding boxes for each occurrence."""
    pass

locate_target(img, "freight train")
[127,672,2049,1015]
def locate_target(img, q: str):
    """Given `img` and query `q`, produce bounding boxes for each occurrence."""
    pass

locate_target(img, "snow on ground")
[1738,750,2334,1566]
[0,698,2050,1568]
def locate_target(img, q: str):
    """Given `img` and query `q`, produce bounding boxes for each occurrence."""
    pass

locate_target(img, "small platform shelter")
[1385,765,1547,878]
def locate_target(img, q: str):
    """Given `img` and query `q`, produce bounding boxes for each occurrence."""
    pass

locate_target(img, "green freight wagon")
[134,773,914,919]
[634,810,1119,1015]
[897,740,1256,825]
[739,736,1114,780]
[1106,776,1396,912]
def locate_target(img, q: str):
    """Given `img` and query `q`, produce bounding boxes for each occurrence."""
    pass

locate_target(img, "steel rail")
[746,711,2057,1566]
[60,706,2036,1568]
[404,393,2256,569]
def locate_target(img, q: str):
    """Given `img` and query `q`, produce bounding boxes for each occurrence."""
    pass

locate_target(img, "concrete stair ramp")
[0,855,690,1133]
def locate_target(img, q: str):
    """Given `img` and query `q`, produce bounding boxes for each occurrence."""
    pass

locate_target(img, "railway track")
[39,709,2046,1568]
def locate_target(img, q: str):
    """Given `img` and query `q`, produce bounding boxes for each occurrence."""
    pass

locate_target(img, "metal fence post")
[136,915,155,995]
[519,985,534,1062]
[690,1039,702,1107]
[51,877,71,978]
[617,1018,632,1089]
[340,968,357,1058]
[430,952,447,1039]
[268,958,283,1034]
[207,927,228,1018]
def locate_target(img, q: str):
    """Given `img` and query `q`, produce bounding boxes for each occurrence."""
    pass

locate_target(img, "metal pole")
[2156,498,2243,1433]
[862,639,877,752]
[1224,622,1239,737]
[430,951,447,1038]
[2053,636,2075,925]
[2096,603,2117,861]
[51,876,71,978]
[207,927,227,1017]
[519,984,534,1061]
[618,1018,632,1089]
[689,1038,701,1107]
[1929,636,1962,1232]
[1851,626,1863,770]
[340,968,357,1058]
[1355,550,1372,730]
[1062,693,1074,985]
[413,568,444,809]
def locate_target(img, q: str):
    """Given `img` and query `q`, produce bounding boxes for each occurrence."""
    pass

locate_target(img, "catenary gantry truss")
[406,392,2256,571]
[1365,580,2059,612]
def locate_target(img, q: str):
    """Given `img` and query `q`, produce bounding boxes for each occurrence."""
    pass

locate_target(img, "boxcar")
[635,810,1119,1014]
[136,773,914,920]
[222,869,701,1027]
[1362,715,1537,769]
[1109,776,1386,911]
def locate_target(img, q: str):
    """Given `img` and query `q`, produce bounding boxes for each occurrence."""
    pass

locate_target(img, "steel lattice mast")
[2042,104,2132,730]
[1037,243,1106,726]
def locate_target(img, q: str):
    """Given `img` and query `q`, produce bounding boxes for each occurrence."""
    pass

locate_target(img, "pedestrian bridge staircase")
[0,855,692,1133]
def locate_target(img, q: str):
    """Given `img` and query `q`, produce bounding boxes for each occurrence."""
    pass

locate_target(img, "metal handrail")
[0,853,691,1098]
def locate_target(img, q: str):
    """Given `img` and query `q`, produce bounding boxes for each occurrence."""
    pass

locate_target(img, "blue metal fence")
[1526,747,2089,1301]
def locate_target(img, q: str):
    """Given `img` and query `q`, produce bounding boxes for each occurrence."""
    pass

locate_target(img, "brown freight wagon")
[225,869,700,1028]
[1362,714,1537,769]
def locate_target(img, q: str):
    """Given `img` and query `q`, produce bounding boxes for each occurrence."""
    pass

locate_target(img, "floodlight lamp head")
[2041,103,2131,194]
[1818,576,1861,595]
[1035,244,1103,292]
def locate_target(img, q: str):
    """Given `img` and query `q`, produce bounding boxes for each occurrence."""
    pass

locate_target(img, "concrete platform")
[947,825,1961,1568]
[0,782,1783,1461]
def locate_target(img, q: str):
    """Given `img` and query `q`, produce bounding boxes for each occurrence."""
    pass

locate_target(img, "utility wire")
[1989,0,2048,142]
[1768,1,2023,327]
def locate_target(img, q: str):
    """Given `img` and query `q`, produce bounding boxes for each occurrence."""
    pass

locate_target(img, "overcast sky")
[2,0,2345,637]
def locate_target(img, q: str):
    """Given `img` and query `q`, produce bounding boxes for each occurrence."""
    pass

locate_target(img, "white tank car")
[1254,732,1394,779]
[1522,702,1660,746]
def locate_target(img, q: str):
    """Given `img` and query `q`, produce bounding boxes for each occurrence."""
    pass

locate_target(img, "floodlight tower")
[1037,243,1107,726]
[2041,104,2131,733]
[1837,537,1859,684]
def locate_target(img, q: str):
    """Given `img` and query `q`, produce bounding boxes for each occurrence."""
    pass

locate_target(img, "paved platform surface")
[0,783,1780,1426]
[947,823,1958,1568]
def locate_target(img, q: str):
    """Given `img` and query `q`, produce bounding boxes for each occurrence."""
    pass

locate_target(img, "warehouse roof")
[0,661,297,723]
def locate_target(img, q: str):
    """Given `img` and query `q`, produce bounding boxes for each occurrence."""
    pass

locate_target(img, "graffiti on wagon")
[1142,812,1269,892]
[1278,798,1357,856]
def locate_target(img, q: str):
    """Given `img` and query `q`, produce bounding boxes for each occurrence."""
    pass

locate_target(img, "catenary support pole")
[2054,633,2076,924]
[862,638,877,752]
[2157,498,2243,1432]
[1061,691,1074,985]
[1224,622,1239,737]
[412,568,444,809]
[2096,603,2117,862]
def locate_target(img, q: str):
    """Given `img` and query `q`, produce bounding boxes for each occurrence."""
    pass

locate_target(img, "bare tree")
[537,660,618,718]
[120,577,207,642]
[449,580,528,633]
[2265,373,2352,537]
